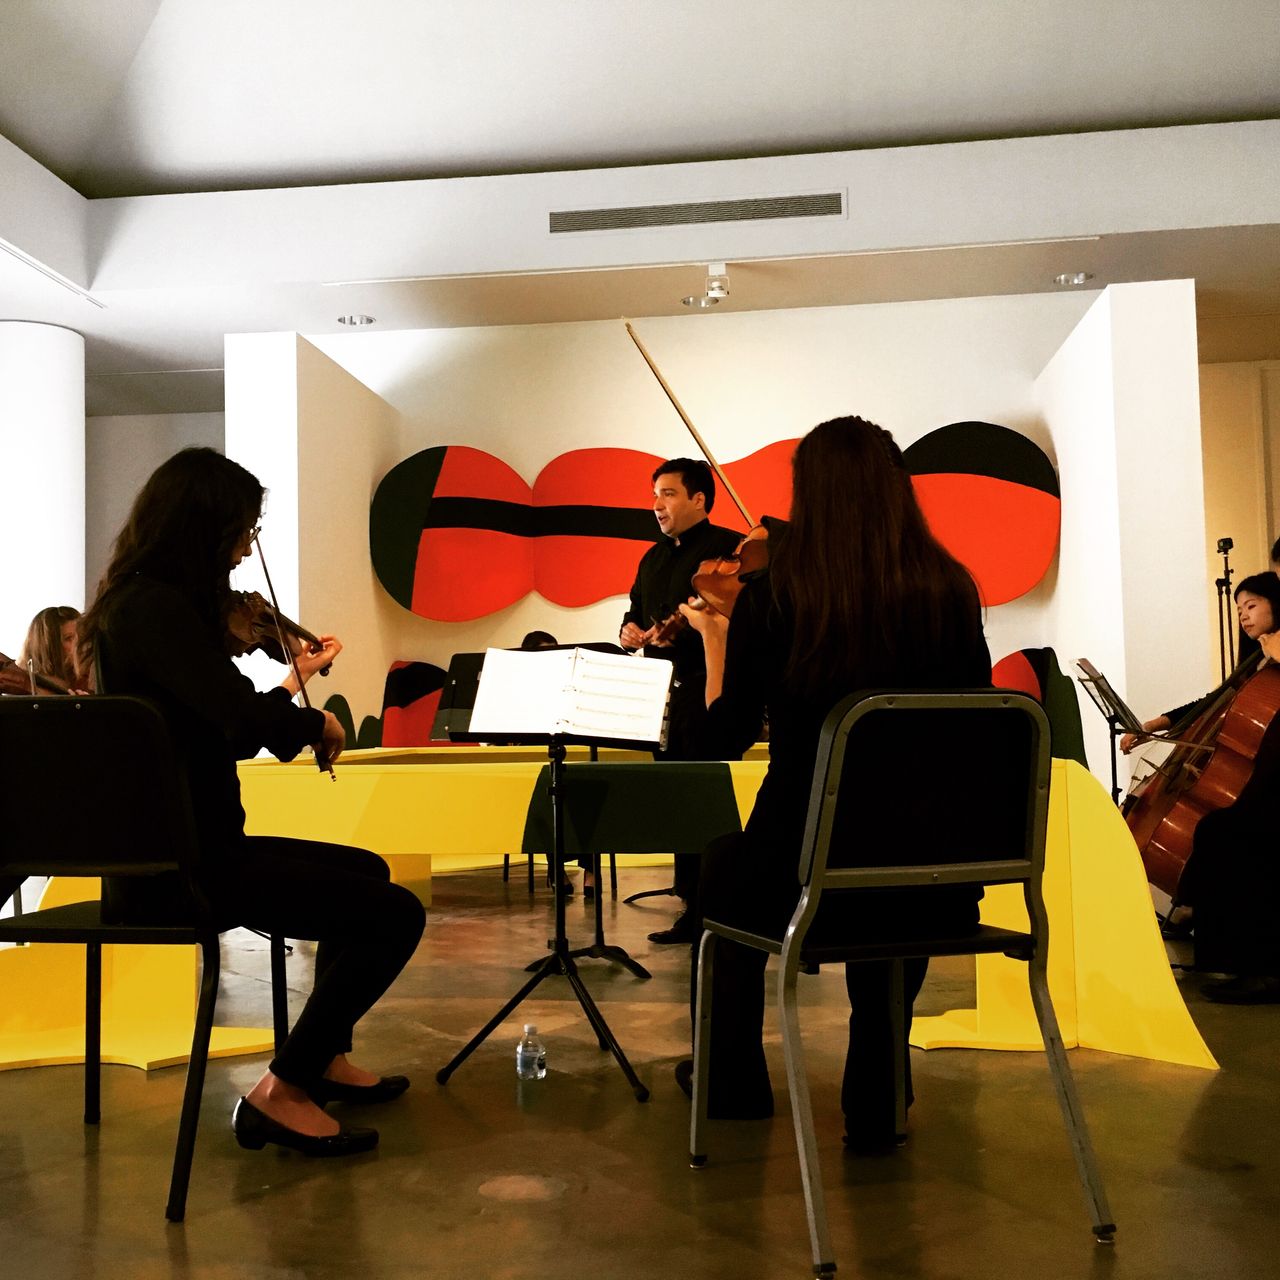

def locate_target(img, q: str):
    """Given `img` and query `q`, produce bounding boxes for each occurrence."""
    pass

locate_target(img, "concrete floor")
[1,867,1277,1280]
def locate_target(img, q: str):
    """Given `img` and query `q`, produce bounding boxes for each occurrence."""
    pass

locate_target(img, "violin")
[241,539,337,781]
[1125,649,1280,900]
[623,322,773,645]
[226,590,332,676]
[0,651,73,696]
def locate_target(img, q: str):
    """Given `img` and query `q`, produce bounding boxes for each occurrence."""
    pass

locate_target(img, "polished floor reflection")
[1,868,1277,1279]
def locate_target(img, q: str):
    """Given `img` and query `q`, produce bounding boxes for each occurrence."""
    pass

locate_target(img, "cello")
[1124,650,1280,901]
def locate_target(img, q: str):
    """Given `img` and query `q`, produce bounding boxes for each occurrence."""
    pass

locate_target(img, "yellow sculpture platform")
[237,746,771,897]
[0,876,273,1072]
[912,759,1217,1069]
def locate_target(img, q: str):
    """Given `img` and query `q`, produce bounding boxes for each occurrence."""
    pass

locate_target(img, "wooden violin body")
[0,651,72,695]
[1125,659,1280,899]
[647,524,770,646]
[226,590,330,676]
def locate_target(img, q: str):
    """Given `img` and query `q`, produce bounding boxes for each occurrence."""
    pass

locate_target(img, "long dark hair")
[79,448,263,668]
[1234,572,1280,662]
[769,416,981,696]
[20,605,81,686]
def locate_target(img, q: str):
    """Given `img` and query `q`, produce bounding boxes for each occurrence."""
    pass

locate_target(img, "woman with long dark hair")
[78,447,425,1157]
[677,416,991,1148]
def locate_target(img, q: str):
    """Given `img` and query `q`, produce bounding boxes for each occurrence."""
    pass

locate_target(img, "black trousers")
[210,837,425,1087]
[694,832,974,1135]
[1183,804,1280,978]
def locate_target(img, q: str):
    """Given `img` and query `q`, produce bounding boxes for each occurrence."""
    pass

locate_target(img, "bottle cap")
[523,1024,537,1035]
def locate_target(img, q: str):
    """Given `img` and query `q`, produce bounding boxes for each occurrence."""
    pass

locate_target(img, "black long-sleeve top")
[698,571,993,869]
[621,518,743,686]
[97,574,325,869]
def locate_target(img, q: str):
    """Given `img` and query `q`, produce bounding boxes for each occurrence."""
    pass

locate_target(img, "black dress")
[1181,709,1280,976]
[96,574,425,1087]
[692,571,991,1135]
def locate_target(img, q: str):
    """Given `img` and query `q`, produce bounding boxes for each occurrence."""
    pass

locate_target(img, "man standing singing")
[619,458,742,943]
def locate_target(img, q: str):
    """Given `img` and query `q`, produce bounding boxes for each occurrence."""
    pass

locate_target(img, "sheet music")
[468,647,672,744]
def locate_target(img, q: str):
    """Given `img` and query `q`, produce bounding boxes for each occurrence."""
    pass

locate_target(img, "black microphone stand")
[1214,537,1235,682]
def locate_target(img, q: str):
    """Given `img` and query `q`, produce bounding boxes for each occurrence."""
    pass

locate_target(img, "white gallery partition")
[0,321,85,656]
[223,284,1207,795]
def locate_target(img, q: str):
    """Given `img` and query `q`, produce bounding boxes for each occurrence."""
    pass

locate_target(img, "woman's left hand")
[678,599,728,640]
[279,635,343,695]
[1260,631,1280,663]
[295,635,343,682]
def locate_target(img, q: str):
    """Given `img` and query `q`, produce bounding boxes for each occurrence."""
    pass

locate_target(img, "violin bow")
[252,533,336,781]
[623,321,756,529]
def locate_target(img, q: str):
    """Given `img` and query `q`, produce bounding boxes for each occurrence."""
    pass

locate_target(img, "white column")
[0,322,85,654]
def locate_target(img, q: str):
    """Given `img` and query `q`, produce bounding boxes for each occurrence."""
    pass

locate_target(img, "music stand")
[1075,659,1147,805]
[434,649,671,1100]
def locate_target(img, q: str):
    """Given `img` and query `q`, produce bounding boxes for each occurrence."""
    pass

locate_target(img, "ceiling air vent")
[549,191,844,234]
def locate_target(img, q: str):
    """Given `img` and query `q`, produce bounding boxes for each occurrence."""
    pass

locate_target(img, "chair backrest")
[0,696,201,880]
[796,690,1050,904]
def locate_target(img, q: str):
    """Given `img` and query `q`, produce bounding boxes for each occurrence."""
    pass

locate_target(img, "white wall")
[0,323,84,655]
[1037,282,1207,784]
[85,410,225,596]
[227,292,1093,726]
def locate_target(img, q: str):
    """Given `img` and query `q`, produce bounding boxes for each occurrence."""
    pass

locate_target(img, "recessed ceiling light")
[1053,272,1094,287]
[682,295,720,308]
[337,314,376,325]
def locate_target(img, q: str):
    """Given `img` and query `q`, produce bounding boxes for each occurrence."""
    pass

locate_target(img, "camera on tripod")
[1217,537,1234,554]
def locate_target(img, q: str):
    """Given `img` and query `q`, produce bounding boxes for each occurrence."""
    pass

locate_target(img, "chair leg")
[1026,962,1116,1242]
[689,930,715,1166]
[84,942,102,1126]
[270,934,289,1054]
[502,854,510,883]
[527,853,535,894]
[778,957,837,1277]
[890,959,908,1140]
[166,937,220,1223]
[609,852,618,898]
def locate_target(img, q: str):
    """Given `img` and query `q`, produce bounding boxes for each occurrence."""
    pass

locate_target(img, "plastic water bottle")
[516,1024,547,1080]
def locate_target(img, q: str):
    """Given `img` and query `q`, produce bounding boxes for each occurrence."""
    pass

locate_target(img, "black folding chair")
[690,690,1115,1277]
[0,696,289,1222]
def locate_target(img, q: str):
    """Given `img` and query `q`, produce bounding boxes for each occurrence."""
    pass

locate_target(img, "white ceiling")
[0,1,1278,414]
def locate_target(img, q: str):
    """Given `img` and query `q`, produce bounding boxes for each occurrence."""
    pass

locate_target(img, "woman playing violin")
[675,416,991,1147]
[19,605,86,691]
[77,447,425,1156]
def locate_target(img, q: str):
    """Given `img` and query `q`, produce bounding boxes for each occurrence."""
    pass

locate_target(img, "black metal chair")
[0,695,289,1222]
[690,690,1115,1277]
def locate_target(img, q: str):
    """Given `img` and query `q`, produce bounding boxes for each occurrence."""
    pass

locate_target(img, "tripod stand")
[1214,537,1236,681]
[436,737,650,1100]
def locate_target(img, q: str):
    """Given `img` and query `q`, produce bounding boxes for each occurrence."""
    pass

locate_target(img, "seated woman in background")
[1121,573,1280,753]
[677,415,991,1150]
[77,446,425,1158]
[20,605,84,691]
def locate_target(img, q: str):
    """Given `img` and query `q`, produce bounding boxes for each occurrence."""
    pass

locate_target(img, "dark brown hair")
[79,448,264,671]
[19,605,82,686]
[652,458,716,513]
[769,416,981,696]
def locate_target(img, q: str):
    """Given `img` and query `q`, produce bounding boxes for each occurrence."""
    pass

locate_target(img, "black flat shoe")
[648,911,699,945]
[309,1074,410,1106]
[232,1097,379,1156]
[1202,976,1280,1004]
[674,1059,773,1119]
[843,1129,909,1156]
[583,883,596,902]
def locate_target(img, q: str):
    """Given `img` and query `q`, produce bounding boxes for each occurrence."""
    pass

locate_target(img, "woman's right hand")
[1120,715,1172,754]
[318,710,346,765]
